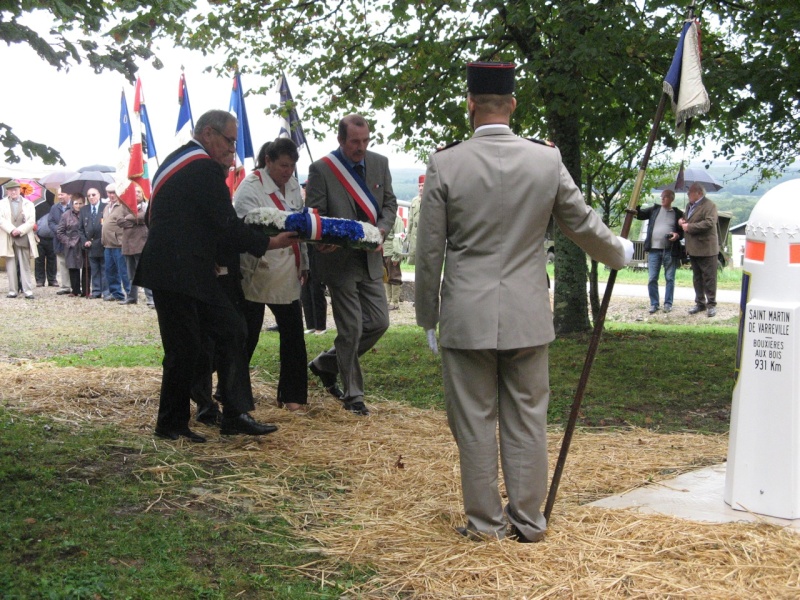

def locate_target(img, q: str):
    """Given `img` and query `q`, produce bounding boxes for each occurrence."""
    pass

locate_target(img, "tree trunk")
[549,111,590,334]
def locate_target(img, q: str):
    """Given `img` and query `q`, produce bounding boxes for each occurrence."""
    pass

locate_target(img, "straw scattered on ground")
[2,363,798,599]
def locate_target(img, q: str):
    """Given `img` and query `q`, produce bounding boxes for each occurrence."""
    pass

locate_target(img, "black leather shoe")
[154,426,206,443]
[56,289,71,295]
[308,362,345,400]
[707,307,717,317]
[196,408,222,426]
[688,305,706,315]
[648,305,659,314]
[120,298,138,305]
[509,524,545,544]
[220,413,278,436]
[343,399,370,416]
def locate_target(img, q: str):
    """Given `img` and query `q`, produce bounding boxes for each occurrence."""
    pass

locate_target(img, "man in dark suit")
[78,188,107,298]
[305,114,398,416]
[134,109,297,442]
[680,182,719,317]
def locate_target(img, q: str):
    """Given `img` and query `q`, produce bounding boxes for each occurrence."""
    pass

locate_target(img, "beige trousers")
[441,345,549,540]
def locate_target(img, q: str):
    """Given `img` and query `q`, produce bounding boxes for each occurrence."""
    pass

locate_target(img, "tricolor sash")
[321,149,379,225]
[151,142,210,199]
[254,170,302,272]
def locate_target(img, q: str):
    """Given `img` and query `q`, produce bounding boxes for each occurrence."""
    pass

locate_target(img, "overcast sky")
[1,12,425,178]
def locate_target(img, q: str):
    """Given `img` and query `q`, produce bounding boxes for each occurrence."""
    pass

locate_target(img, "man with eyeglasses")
[134,109,298,442]
[78,187,108,298]
[100,184,130,302]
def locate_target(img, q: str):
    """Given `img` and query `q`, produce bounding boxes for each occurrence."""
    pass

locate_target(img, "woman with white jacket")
[234,138,309,411]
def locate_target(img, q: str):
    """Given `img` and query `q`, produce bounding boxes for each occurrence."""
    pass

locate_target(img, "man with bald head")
[135,109,297,442]
[78,187,107,298]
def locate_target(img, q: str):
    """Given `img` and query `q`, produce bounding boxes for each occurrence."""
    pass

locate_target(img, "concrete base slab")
[589,463,800,530]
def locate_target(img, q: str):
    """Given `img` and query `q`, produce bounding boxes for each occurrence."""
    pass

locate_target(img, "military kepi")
[466,62,516,95]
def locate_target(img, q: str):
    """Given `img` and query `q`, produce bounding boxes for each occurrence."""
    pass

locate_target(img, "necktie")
[92,206,96,216]
[354,164,365,180]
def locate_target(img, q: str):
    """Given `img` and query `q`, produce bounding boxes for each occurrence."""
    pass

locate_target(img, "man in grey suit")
[306,114,398,416]
[415,62,632,542]
[679,182,719,317]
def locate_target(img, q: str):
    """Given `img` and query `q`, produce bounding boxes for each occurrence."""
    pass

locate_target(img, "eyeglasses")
[211,127,237,148]
[87,193,99,197]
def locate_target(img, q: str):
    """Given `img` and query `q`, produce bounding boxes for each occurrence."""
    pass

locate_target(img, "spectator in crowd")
[78,188,107,299]
[33,192,57,287]
[404,174,424,265]
[0,180,38,299]
[680,182,719,318]
[636,189,684,314]
[234,138,309,412]
[383,214,405,310]
[55,194,85,296]
[49,188,73,295]
[305,114,398,417]
[119,185,153,306]
[101,184,131,302]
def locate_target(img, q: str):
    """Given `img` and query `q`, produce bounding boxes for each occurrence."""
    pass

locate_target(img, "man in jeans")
[636,189,684,314]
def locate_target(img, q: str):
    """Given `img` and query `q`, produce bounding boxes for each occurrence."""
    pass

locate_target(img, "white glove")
[617,236,635,266]
[426,329,439,355]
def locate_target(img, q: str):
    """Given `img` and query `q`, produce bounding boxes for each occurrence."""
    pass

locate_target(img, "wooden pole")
[545,0,702,521]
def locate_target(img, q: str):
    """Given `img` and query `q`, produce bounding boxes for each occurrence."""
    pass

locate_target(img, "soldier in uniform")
[415,62,632,542]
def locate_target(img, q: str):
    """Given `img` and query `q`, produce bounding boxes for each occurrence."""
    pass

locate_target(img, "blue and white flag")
[229,72,254,166]
[176,72,194,137]
[278,73,308,149]
[119,90,132,149]
[663,19,710,134]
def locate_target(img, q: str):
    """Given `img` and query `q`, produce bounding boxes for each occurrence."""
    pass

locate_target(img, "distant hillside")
[298,167,426,202]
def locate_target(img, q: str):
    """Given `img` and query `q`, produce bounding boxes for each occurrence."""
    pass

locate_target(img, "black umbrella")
[78,164,116,173]
[655,167,723,193]
[60,171,115,197]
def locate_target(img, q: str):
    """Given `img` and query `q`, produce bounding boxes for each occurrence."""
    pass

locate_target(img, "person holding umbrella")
[680,182,719,317]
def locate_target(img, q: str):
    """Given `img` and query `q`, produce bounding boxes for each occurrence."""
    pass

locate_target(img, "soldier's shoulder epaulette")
[435,140,462,153]
[527,137,556,148]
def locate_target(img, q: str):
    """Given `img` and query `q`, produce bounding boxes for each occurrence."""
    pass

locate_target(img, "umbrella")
[78,164,116,173]
[656,167,723,193]
[38,170,80,190]
[60,171,115,197]
[17,178,45,204]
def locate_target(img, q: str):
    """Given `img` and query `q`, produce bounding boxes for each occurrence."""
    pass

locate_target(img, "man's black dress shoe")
[220,413,278,436]
[688,305,706,315]
[707,307,717,317]
[308,362,345,400]
[120,298,138,305]
[154,426,206,443]
[508,524,544,544]
[343,399,370,416]
[56,289,71,295]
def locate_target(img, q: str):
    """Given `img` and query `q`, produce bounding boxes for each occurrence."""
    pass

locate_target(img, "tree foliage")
[7,0,799,331]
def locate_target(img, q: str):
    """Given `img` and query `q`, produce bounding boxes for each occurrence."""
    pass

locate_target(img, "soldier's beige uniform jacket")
[415,125,626,350]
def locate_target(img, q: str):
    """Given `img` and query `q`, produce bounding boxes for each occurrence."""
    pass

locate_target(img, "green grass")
[0,410,370,599]
[22,320,738,595]
[50,322,737,433]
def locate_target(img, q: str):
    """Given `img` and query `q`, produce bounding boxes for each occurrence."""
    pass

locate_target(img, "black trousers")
[152,288,254,430]
[243,298,308,405]
[300,250,327,330]
[68,268,82,295]
[35,238,57,285]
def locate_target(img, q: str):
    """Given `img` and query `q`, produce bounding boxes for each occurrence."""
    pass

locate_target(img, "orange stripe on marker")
[745,240,766,262]
[790,244,800,264]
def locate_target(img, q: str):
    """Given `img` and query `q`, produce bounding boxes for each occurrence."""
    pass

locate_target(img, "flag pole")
[544,0,699,522]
